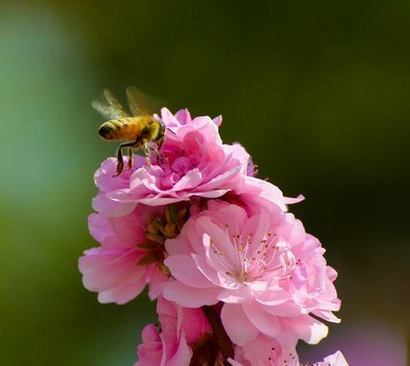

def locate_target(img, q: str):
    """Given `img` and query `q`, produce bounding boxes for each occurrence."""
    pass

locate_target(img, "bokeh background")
[1,1,409,365]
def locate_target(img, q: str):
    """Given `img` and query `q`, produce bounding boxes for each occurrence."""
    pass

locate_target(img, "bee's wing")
[126,86,164,116]
[92,89,130,119]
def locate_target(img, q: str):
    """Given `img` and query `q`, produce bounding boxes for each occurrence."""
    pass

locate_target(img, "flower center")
[149,146,199,189]
[210,228,296,285]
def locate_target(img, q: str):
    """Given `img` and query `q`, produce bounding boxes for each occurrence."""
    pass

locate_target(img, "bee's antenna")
[160,122,176,136]
[166,127,176,135]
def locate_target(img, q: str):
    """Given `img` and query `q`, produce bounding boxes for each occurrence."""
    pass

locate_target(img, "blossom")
[82,97,347,364]
[163,200,340,347]
[134,297,212,366]
[91,109,302,217]
[79,203,179,304]
[106,108,252,207]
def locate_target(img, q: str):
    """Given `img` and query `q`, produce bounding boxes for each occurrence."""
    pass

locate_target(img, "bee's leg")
[150,145,165,165]
[127,148,133,170]
[113,141,139,177]
[114,146,125,177]
[152,137,164,163]
[156,136,164,152]
[143,142,150,156]
[143,142,152,166]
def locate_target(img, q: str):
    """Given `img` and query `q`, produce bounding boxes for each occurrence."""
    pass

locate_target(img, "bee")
[92,87,165,176]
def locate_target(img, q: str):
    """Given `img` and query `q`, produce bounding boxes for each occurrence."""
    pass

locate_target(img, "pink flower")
[229,334,348,366]
[163,200,340,347]
[107,108,252,207]
[83,99,347,364]
[78,204,169,304]
[91,110,301,216]
[134,297,212,366]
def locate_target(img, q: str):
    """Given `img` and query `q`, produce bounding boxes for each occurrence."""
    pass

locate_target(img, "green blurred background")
[1,1,408,365]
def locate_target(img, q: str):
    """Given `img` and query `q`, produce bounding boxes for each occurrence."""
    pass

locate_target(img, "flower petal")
[221,304,259,346]
[172,169,203,191]
[282,315,329,344]
[164,254,213,289]
[242,300,281,338]
[163,280,219,307]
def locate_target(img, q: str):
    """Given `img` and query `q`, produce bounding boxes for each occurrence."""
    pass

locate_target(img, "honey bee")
[92,87,165,176]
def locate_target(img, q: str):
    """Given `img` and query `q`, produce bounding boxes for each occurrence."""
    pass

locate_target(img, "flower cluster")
[79,108,348,365]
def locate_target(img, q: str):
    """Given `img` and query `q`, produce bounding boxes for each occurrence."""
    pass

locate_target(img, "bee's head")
[98,123,114,140]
